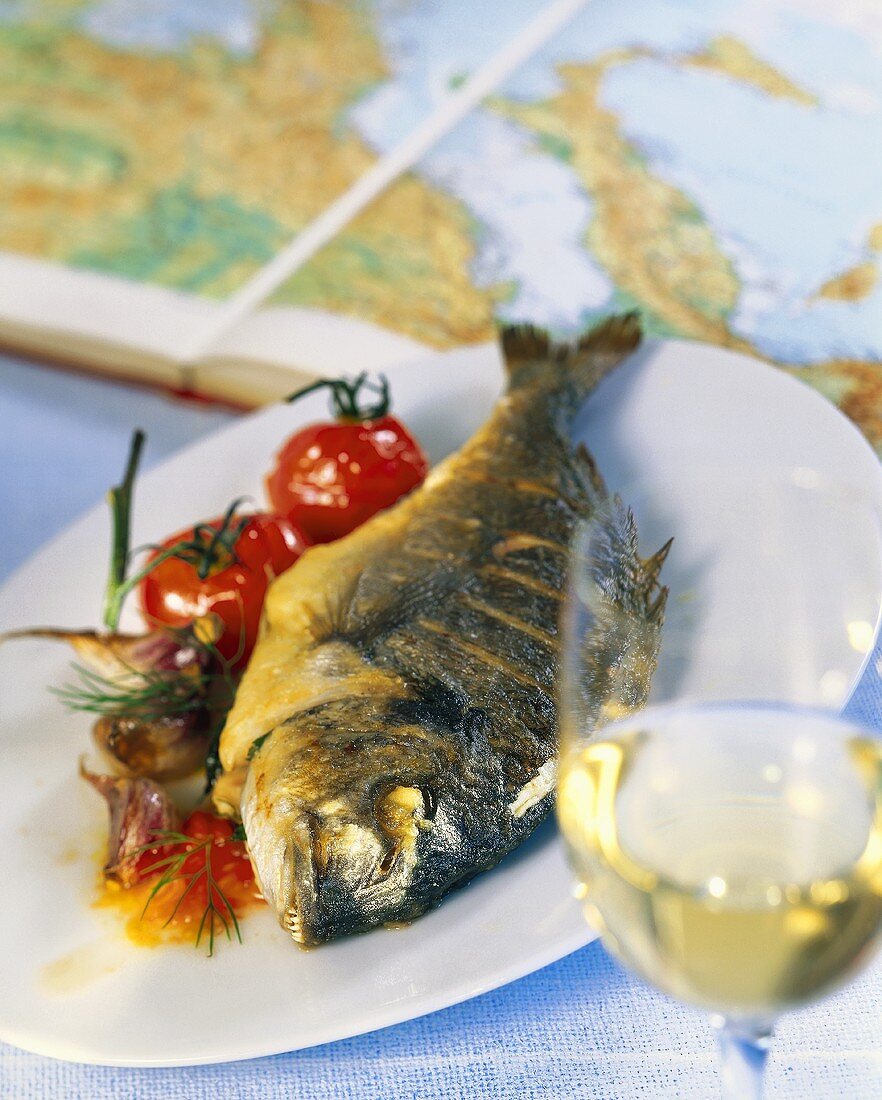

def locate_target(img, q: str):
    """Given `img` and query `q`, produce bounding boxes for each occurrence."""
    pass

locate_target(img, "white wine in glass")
[558,474,882,1098]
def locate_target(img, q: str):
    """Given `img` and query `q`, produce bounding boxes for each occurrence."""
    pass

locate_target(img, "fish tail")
[499,312,642,419]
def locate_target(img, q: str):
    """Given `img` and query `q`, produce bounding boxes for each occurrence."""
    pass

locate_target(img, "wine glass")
[557,469,882,1098]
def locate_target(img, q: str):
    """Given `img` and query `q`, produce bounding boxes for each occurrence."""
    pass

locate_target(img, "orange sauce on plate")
[96,811,264,949]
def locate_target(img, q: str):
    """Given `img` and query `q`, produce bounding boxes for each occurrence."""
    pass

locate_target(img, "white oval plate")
[1,339,881,1067]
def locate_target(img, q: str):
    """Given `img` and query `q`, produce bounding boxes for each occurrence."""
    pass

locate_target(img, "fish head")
[241,702,442,945]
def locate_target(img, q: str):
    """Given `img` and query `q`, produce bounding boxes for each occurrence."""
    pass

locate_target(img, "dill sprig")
[136,830,243,956]
[192,617,247,793]
[53,660,209,720]
[53,622,237,731]
[203,723,225,793]
[195,630,241,791]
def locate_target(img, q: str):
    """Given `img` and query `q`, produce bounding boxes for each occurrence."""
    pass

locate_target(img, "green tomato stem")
[101,433,257,629]
[102,430,145,630]
[104,543,199,630]
[284,373,391,420]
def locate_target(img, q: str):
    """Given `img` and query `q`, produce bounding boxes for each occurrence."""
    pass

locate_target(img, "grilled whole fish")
[215,314,669,945]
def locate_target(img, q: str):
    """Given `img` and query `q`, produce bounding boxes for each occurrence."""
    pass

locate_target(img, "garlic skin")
[81,763,180,887]
[93,711,213,782]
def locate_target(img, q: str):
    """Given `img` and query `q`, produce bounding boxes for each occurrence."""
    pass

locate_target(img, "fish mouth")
[280,822,323,946]
[279,813,419,945]
[241,766,326,944]
[244,768,432,945]
[283,901,314,946]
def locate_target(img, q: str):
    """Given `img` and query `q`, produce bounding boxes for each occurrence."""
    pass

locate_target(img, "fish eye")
[418,784,438,820]
[377,846,399,877]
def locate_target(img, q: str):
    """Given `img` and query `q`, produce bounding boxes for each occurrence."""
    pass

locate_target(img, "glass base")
[710,1013,775,1099]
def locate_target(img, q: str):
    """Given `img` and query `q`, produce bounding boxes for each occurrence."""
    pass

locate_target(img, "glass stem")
[711,1014,774,1099]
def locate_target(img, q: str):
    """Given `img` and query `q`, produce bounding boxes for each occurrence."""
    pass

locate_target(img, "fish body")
[216,315,668,945]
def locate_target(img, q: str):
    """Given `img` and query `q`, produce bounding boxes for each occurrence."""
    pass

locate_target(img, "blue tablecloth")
[1,352,881,1098]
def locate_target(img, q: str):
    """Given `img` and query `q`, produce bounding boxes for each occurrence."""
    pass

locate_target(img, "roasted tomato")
[139,510,308,665]
[265,374,428,543]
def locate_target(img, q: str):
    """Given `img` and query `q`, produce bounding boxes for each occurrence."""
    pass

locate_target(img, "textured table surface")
[1,352,881,1099]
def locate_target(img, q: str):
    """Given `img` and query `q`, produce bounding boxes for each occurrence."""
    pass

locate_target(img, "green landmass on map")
[0,0,494,346]
[2,2,881,446]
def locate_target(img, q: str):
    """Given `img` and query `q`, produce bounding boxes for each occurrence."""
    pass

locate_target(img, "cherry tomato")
[139,512,308,665]
[182,810,235,844]
[266,375,428,543]
[234,512,309,576]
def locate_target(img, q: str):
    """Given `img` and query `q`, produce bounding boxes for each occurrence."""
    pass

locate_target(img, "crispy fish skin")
[217,314,668,945]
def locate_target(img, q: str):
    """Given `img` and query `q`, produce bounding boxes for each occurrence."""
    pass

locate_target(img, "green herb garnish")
[247,733,270,761]
[136,831,243,956]
[53,661,209,720]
